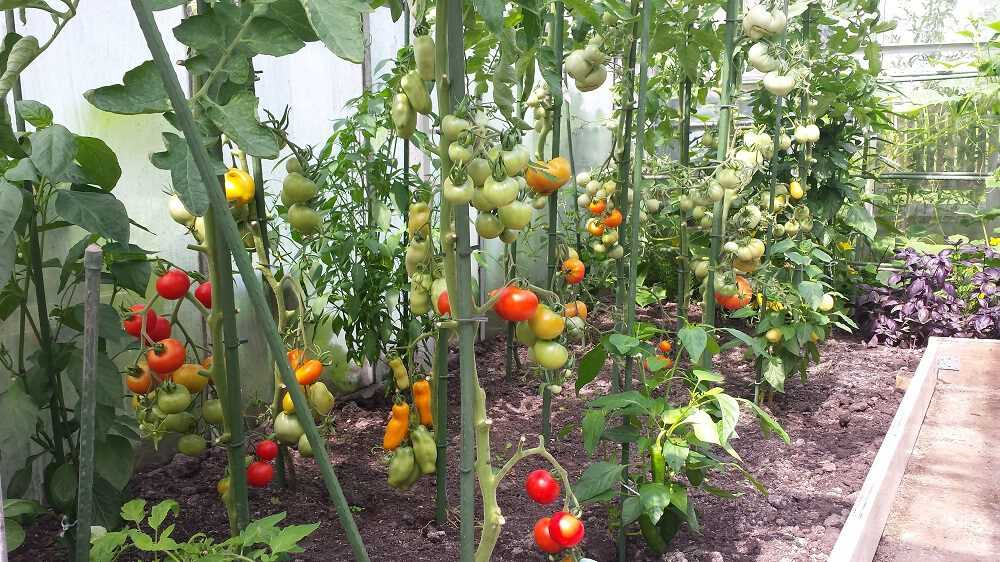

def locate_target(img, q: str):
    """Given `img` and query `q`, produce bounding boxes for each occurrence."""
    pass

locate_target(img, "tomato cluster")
[246,439,279,488]
[524,470,585,553]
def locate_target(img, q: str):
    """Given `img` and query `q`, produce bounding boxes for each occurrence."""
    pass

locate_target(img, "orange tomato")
[657,340,672,354]
[125,366,154,395]
[287,348,304,370]
[586,219,605,237]
[295,359,323,385]
[714,275,753,311]
[563,301,588,319]
[603,208,623,227]
[588,199,606,215]
[562,258,585,285]
[172,363,210,393]
[525,157,571,195]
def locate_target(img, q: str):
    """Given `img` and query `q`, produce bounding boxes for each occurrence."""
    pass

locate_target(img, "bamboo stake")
[702,0,741,366]
[127,2,369,559]
[75,244,102,562]
[677,71,692,325]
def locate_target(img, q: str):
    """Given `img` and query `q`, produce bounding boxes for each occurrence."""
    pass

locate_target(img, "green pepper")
[411,425,437,475]
[651,442,666,484]
[401,70,432,115]
[639,514,670,554]
[387,446,416,489]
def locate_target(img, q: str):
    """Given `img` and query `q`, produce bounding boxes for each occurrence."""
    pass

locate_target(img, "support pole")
[75,245,102,562]
[127,2,369,559]
[677,72,692,324]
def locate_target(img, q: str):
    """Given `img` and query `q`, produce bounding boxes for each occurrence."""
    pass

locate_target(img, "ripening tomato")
[528,306,565,340]
[125,367,154,395]
[562,300,588,320]
[525,157,571,195]
[171,363,209,393]
[255,440,279,461]
[533,517,563,554]
[194,282,212,308]
[494,287,539,322]
[146,338,186,374]
[603,208,623,228]
[548,511,585,548]
[585,219,605,237]
[295,359,323,385]
[437,290,451,316]
[146,316,172,343]
[714,275,753,311]
[123,304,158,338]
[562,258,585,285]
[525,469,561,504]
[588,199,606,215]
[287,348,304,370]
[246,461,274,488]
[155,269,191,300]
[657,340,672,354]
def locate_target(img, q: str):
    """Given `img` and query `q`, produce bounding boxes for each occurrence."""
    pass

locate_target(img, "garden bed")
[14,312,922,562]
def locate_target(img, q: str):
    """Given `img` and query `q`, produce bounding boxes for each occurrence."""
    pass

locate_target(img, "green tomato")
[288,204,322,235]
[475,213,504,239]
[202,399,224,425]
[177,434,207,457]
[298,433,314,457]
[533,340,569,370]
[498,200,532,230]
[501,146,530,176]
[442,115,471,142]
[162,412,196,433]
[499,229,519,244]
[484,176,519,208]
[275,411,305,445]
[467,157,491,186]
[443,176,474,204]
[156,384,192,415]
[448,143,473,165]
[390,93,416,139]
[515,322,537,345]
[282,172,318,205]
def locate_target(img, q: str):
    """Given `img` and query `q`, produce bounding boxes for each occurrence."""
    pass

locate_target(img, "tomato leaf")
[244,17,306,57]
[300,0,369,64]
[842,202,876,239]
[575,343,607,393]
[762,356,785,393]
[797,280,825,309]
[204,92,280,159]
[564,0,601,26]
[94,435,135,491]
[149,132,216,217]
[85,61,171,115]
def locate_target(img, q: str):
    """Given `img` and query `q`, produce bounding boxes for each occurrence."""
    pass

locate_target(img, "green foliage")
[90,499,320,562]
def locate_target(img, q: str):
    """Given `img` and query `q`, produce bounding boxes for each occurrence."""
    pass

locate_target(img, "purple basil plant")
[854,245,1000,347]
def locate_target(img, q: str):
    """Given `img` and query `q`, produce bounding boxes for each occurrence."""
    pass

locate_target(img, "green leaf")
[29,124,76,179]
[606,333,642,356]
[300,0,369,64]
[4,518,24,551]
[204,92,280,158]
[265,0,319,42]
[621,495,642,525]
[0,180,23,240]
[843,202,876,239]
[797,280,824,310]
[14,99,51,128]
[120,499,147,524]
[149,0,187,8]
[683,409,720,445]
[564,0,601,26]
[269,522,321,553]
[6,158,37,182]
[75,136,122,190]
[602,424,640,444]
[85,61,171,115]
[720,327,765,355]
[677,324,707,363]
[588,390,657,415]
[92,476,123,530]
[661,441,689,472]
[639,482,671,524]
[149,132,215,217]
[714,393,741,441]
[0,381,39,461]
[576,344,607,393]
[762,356,785,392]
[54,190,130,243]
[574,462,623,504]
[535,47,563,107]
[95,435,134,491]
[581,409,605,455]
[149,500,179,532]
[244,17,306,56]
[741,398,790,443]
[64,302,130,344]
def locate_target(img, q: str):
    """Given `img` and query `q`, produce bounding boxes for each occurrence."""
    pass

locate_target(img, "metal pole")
[75,245,102,561]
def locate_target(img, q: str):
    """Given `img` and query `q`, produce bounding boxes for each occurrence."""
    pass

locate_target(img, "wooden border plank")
[828,337,943,562]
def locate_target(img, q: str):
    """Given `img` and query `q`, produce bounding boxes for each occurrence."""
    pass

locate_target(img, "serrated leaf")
[149,132,214,216]
[244,17,305,56]
[85,61,171,115]
[797,280,825,309]
[204,92,280,158]
[300,0,369,64]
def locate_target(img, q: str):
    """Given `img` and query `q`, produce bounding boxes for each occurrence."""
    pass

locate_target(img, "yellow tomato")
[528,305,565,340]
[224,168,255,205]
[789,180,804,200]
[171,363,210,394]
[765,328,782,343]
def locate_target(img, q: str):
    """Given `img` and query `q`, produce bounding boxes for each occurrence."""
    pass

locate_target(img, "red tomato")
[246,461,274,488]
[525,469,560,504]
[437,290,451,316]
[494,287,539,322]
[603,208,623,228]
[194,282,212,309]
[145,316,172,342]
[548,511,585,548]
[533,517,563,554]
[146,338,186,374]
[123,304,157,338]
[255,440,279,461]
[714,275,753,311]
[155,268,191,300]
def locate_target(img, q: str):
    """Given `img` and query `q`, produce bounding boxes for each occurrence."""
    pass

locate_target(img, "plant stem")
[703,0,741,366]
[128,3,369,559]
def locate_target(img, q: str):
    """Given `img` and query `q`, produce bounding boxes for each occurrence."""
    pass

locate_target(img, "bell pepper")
[412,378,433,427]
[411,425,437,475]
[224,168,255,206]
[383,402,410,450]
[388,356,409,390]
[387,446,417,489]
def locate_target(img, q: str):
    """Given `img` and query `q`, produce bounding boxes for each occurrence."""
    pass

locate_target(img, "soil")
[13,305,923,562]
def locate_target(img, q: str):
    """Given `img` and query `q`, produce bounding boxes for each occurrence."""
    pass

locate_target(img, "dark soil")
[14,306,923,562]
